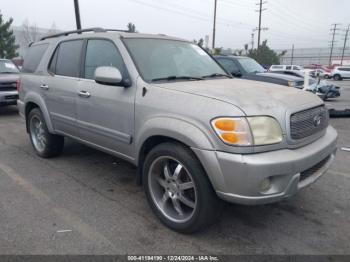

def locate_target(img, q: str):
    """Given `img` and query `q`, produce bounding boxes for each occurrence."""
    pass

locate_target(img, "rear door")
[341,68,350,78]
[45,39,84,136]
[76,38,135,157]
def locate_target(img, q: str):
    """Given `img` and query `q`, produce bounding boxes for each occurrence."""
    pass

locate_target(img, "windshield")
[237,58,265,74]
[0,60,19,74]
[123,38,228,82]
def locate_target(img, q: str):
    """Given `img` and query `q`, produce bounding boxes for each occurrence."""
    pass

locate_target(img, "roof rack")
[40,27,106,41]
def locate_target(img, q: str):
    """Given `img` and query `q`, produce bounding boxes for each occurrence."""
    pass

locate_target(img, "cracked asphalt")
[0,81,349,255]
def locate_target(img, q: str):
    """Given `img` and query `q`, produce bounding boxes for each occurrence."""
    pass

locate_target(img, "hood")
[0,73,19,83]
[154,78,323,116]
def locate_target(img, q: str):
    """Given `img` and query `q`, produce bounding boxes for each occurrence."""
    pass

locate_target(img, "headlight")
[288,81,297,87]
[211,117,282,146]
[246,116,283,145]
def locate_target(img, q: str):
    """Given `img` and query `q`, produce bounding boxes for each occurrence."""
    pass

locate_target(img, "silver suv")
[18,28,337,233]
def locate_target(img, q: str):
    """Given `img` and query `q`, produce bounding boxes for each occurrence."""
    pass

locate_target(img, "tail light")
[16,79,21,91]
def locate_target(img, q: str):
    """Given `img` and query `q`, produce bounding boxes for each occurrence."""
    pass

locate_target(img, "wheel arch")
[24,93,54,133]
[135,118,216,185]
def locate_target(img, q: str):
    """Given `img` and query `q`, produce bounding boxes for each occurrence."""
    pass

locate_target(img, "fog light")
[260,178,271,192]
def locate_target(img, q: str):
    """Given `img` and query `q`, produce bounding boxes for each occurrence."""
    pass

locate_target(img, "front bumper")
[193,126,337,205]
[0,91,18,106]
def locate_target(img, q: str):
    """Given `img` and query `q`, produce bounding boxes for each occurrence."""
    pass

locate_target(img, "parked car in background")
[269,64,304,73]
[330,66,350,80]
[19,28,337,233]
[272,70,341,100]
[214,55,303,87]
[310,69,330,79]
[0,59,20,106]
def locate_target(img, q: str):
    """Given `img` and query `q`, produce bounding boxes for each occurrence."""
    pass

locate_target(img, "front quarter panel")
[134,78,249,163]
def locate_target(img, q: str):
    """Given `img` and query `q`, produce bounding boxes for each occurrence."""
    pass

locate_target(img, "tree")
[212,47,223,55]
[0,12,18,58]
[193,38,204,47]
[127,22,136,33]
[20,19,39,47]
[247,40,285,66]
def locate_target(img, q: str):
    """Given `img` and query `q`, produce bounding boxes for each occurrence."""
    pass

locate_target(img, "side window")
[286,66,292,70]
[48,46,59,73]
[293,66,300,70]
[218,59,239,73]
[84,39,126,80]
[55,40,83,77]
[22,44,49,73]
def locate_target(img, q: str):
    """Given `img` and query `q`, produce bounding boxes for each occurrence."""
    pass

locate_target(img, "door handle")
[78,91,91,98]
[40,84,49,90]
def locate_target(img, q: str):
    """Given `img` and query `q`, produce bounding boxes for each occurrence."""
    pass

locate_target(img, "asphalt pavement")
[0,81,349,255]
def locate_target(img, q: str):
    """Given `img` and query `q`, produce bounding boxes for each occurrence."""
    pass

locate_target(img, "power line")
[329,23,341,66]
[341,24,350,65]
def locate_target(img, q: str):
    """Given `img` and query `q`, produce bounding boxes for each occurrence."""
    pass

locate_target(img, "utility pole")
[212,0,218,50]
[74,0,82,30]
[255,0,268,50]
[291,44,294,65]
[341,25,350,65]
[329,23,341,66]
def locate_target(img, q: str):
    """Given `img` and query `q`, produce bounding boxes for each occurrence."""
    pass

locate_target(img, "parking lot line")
[0,163,116,248]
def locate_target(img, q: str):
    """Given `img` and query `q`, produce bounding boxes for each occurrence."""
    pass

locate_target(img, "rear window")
[50,40,83,78]
[22,44,49,73]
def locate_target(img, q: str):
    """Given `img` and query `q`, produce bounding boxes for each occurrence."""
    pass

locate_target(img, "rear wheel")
[28,108,64,158]
[143,142,222,233]
[324,74,330,79]
[333,74,342,81]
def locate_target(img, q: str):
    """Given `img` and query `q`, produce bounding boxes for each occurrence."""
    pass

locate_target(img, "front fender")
[135,116,215,163]
[24,91,54,133]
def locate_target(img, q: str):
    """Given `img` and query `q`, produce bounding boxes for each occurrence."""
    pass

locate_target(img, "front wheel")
[333,74,342,81]
[143,142,222,233]
[28,108,64,158]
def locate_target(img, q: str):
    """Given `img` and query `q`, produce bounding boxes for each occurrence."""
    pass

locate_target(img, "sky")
[1,0,349,50]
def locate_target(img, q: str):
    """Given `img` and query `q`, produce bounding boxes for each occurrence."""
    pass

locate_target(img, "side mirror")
[95,66,123,86]
[232,70,242,77]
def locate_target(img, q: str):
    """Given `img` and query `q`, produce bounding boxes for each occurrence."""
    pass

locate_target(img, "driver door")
[76,39,135,158]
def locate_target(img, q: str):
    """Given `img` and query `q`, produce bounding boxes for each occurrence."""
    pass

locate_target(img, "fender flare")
[24,92,54,133]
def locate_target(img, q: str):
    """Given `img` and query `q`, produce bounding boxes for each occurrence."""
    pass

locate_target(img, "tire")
[333,74,342,81]
[324,75,329,79]
[28,108,64,158]
[143,142,223,233]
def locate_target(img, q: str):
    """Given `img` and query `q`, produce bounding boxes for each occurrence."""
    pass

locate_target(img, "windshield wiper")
[202,73,231,79]
[151,76,204,82]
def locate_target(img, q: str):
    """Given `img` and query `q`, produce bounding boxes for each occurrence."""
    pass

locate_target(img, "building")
[276,47,350,66]
[11,26,57,57]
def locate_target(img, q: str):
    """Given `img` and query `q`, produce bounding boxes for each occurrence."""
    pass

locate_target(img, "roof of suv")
[34,27,189,46]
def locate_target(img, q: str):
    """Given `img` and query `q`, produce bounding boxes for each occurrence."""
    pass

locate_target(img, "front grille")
[290,106,328,140]
[300,156,330,181]
[0,82,17,91]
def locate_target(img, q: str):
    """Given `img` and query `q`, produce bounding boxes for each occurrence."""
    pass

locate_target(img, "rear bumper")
[193,126,338,205]
[0,91,18,106]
